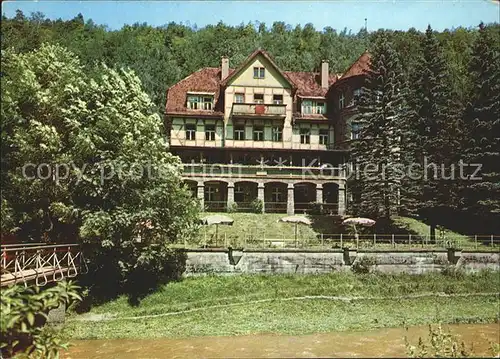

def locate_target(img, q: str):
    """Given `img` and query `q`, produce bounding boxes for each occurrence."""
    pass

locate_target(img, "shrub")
[405,323,472,358]
[1,281,81,359]
[309,202,325,215]
[351,256,377,274]
[250,199,263,214]
[227,202,239,213]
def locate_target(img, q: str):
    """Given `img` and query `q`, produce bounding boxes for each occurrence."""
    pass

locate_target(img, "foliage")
[309,202,326,215]
[0,281,81,358]
[349,31,408,219]
[249,199,264,214]
[405,323,472,358]
[0,44,199,297]
[351,256,377,274]
[461,23,500,218]
[227,202,239,213]
[405,25,462,238]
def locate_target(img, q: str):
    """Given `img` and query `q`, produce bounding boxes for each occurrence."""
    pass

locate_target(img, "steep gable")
[222,50,295,89]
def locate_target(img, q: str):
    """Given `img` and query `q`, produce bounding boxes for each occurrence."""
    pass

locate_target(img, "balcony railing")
[182,163,345,179]
[232,103,286,117]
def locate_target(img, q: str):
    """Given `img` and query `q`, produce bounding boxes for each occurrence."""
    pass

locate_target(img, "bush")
[309,202,326,215]
[227,202,239,213]
[1,281,81,359]
[351,256,376,274]
[250,199,263,214]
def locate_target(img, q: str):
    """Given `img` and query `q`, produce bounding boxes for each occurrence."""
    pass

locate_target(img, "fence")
[187,233,500,251]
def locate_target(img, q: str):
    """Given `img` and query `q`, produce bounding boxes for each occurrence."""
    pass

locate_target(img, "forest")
[1,11,499,236]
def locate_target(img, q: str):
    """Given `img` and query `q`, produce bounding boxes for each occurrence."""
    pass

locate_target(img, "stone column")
[338,182,346,216]
[227,182,235,210]
[287,183,295,215]
[316,183,323,204]
[197,181,205,210]
[257,183,265,213]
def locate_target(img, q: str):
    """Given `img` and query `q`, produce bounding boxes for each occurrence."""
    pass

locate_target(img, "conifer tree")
[461,23,500,218]
[405,25,462,238]
[348,31,408,220]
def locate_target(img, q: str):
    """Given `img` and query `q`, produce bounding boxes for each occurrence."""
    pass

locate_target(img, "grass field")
[64,271,500,339]
[184,212,491,250]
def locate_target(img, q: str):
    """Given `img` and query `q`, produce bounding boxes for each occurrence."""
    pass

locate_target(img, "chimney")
[221,56,229,80]
[321,60,329,89]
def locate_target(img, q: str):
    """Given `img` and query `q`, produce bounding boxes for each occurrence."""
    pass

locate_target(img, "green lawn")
[64,271,500,339]
[181,212,490,250]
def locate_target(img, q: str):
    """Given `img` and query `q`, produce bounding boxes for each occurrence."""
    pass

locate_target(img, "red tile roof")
[339,51,371,81]
[165,51,368,115]
[165,67,234,116]
[284,71,338,97]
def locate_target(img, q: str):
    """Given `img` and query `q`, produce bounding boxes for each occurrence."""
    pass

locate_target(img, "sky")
[2,1,499,32]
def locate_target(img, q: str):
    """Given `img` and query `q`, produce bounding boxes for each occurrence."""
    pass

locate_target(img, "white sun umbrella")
[200,215,234,245]
[279,215,312,247]
[342,217,376,247]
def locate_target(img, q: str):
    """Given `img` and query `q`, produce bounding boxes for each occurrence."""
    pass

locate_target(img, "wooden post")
[340,233,343,248]
[409,234,412,247]
[224,232,227,248]
[421,235,424,248]
[391,234,395,248]
[373,233,376,247]
[321,233,324,248]
[474,235,477,249]
[491,235,494,247]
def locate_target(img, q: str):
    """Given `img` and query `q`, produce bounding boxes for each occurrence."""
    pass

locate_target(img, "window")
[273,94,283,104]
[315,102,326,114]
[301,100,326,114]
[272,126,282,142]
[234,125,245,140]
[351,122,361,140]
[205,124,216,141]
[254,94,264,104]
[185,124,196,141]
[187,95,213,110]
[339,92,345,109]
[235,93,245,104]
[271,187,282,202]
[205,186,216,201]
[300,128,310,144]
[253,67,265,79]
[319,129,329,145]
[253,126,264,141]
[352,88,362,105]
[302,100,312,114]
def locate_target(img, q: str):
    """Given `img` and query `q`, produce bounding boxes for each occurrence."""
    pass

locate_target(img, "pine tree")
[405,25,462,238]
[348,31,408,220]
[461,23,500,220]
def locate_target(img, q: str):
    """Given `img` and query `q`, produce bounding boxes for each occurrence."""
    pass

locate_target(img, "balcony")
[232,103,286,118]
[182,163,345,180]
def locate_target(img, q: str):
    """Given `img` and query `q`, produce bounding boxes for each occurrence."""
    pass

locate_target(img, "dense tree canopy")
[1,43,199,294]
[3,11,497,114]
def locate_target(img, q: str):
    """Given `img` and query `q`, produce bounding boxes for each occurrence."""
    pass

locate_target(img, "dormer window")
[187,94,213,110]
[253,67,265,79]
[301,100,326,115]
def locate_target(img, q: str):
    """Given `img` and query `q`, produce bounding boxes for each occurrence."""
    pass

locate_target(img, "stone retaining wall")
[184,249,499,276]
